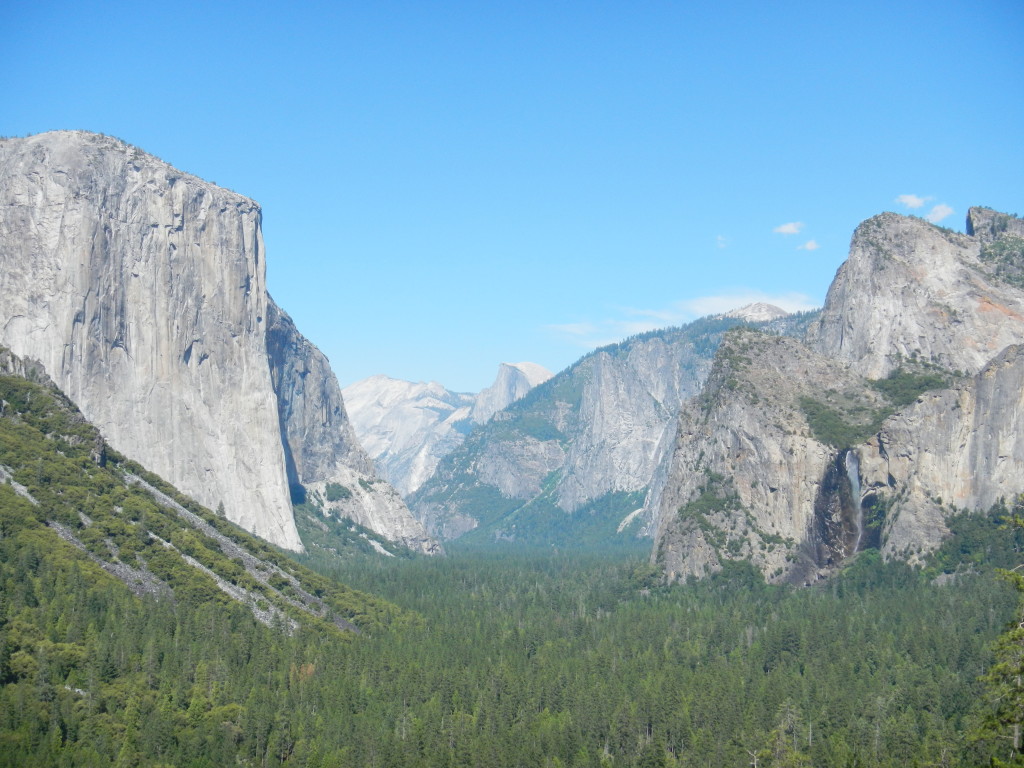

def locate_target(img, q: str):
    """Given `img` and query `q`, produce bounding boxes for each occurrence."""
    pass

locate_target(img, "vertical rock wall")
[266,301,439,553]
[0,131,303,550]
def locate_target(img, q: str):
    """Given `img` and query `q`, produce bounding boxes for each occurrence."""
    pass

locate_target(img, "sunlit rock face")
[650,330,880,584]
[470,362,553,425]
[0,130,437,553]
[407,316,795,542]
[807,209,1024,378]
[652,209,1024,582]
[859,345,1024,564]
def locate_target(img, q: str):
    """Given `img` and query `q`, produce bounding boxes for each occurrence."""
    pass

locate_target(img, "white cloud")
[716,235,729,249]
[798,240,820,251]
[926,203,954,223]
[896,194,928,209]
[773,222,804,235]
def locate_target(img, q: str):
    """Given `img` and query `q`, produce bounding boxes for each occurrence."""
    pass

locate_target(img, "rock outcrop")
[0,130,434,554]
[807,210,1024,377]
[725,302,790,323]
[650,329,889,583]
[652,209,1024,582]
[266,303,437,553]
[342,375,474,495]
[470,362,553,424]
[859,344,1024,562]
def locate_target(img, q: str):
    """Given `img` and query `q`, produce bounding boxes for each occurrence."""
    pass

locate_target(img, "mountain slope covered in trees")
[3,344,1024,765]
[410,312,817,548]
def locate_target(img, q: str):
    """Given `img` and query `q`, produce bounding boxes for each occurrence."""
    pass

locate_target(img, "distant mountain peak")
[471,362,553,425]
[343,362,552,496]
[724,303,790,322]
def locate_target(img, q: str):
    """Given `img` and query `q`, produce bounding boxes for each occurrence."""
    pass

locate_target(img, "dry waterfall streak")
[845,449,862,555]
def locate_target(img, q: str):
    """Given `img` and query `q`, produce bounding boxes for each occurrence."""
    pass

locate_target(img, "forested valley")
[3,367,1024,767]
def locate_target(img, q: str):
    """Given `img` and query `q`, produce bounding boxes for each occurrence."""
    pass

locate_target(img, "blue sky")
[4,1,1022,392]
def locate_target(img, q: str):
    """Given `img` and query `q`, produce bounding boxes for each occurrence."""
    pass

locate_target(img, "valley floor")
[3,508,1022,767]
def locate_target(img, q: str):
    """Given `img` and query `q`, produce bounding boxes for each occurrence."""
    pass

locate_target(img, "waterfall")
[845,450,862,554]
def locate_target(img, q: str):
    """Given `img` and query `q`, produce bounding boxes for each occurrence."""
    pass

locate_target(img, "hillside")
[410,311,816,547]
[342,362,552,497]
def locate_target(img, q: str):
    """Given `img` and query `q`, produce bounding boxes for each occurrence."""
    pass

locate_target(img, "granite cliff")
[807,209,1024,377]
[652,209,1024,582]
[0,130,434,553]
[266,302,437,553]
[859,344,1024,563]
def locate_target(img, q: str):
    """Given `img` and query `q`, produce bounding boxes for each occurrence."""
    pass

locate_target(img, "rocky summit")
[0,131,436,554]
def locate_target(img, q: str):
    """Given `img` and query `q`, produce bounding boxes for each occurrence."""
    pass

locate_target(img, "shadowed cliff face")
[789,452,874,585]
[266,301,439,554]
[0,130,436,554]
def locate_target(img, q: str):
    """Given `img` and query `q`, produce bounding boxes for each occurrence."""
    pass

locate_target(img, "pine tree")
[979,499,1024,767]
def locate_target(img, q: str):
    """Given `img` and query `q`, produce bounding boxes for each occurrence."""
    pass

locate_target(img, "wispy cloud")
[716,235,729,249]
[896,194,929,209]
[926,203,954,223]
[773,222,804,235]
[547,291,820,349]
[798,240,820,251]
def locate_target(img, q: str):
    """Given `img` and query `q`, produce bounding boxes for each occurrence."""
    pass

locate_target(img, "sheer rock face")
[860,345,1024,562]
[0,130,434,554]
[267,304,438,554]
[0,131,300,550]
[553,342,688,514]
[807,210,1024,378]
[651,330,880,583]
[653,209,1024,582]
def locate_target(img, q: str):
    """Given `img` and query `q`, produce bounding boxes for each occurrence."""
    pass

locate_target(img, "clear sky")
[4,1,1022,392]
